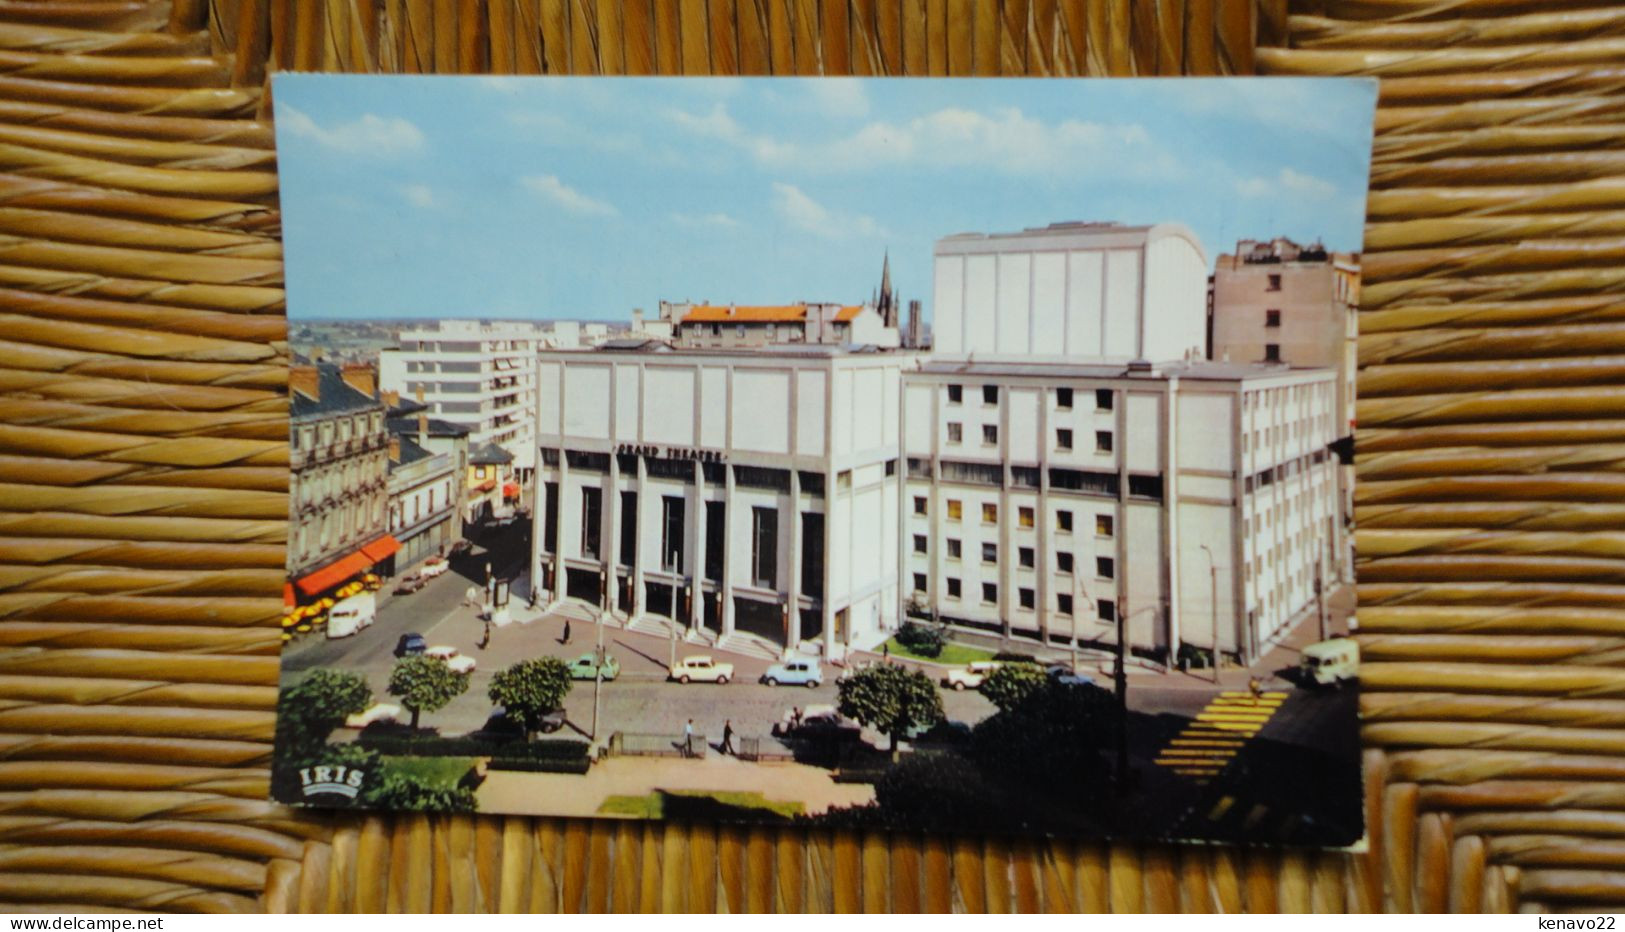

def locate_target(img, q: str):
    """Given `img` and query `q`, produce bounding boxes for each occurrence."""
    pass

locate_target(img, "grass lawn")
[381,756,476,786]
[598,790,804,820]
[882,637,996,666]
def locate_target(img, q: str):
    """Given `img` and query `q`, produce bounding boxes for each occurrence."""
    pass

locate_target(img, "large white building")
[531,345,906,658]
[380,320,570,484]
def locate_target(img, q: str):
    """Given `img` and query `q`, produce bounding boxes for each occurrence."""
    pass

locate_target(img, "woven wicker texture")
[0,0,1617,913]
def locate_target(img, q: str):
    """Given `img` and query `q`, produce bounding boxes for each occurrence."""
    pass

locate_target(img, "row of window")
[292,412,385,452]
[942,423,1114,454]
[912,497,1116,536]
[913,534,1116,578]
[946,384,1115,412]
[912,575,1118,619]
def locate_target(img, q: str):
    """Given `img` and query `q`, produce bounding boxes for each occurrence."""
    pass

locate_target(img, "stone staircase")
[716,630,784,662]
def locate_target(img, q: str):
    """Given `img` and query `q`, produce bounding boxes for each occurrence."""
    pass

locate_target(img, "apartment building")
[532,344,906,658]
[663,301,900,350]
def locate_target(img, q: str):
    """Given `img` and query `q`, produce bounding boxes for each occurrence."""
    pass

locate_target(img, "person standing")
[683,718,695,758]
[721,719,735,756]
[562,618,572,645]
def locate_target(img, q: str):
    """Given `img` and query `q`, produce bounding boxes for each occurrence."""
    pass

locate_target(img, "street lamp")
[1197,544,1221,685]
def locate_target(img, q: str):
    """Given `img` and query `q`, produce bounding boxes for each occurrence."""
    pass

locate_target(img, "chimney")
[389,434,401,463]
[290,366,319,400]
[339,364,376,398]
[382,389,400,408]
[415,384,427,446]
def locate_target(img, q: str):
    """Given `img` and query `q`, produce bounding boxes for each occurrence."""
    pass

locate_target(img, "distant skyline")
[276,76,1377,323]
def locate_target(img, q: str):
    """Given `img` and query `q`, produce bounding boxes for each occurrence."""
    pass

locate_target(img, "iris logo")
[298,764,366,799]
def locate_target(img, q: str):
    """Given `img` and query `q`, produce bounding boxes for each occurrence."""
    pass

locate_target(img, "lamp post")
[1197,544,1220,685]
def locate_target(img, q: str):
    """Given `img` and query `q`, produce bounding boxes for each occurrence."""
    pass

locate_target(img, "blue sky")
[275,75,1376,322]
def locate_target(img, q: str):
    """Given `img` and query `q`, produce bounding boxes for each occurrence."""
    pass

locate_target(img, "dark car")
[394,633,427,658]
[477,707,564,740]
[393,574,426,595]
[1046,664,1096,687]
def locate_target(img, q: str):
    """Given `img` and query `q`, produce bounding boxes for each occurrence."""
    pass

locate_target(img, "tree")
[488,657,574,738]
[836,663,944,752]
[276,668,372,758]
[387,655,470,730]
[362,765,476,813]
[970,681,1119,796]
[979,662,1048,712]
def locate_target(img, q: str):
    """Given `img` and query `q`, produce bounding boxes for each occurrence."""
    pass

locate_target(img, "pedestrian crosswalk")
[1153,690,1287,782]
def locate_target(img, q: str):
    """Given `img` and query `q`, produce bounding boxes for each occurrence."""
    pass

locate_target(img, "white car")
[762,658,822,688]
[669,655,734,684]
[344,702,402,729]
[418,556,450,579]
[424,645,477,674]
[943,660,1002,691]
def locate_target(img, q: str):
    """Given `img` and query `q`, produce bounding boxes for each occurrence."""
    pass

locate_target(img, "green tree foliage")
[387,655,470,730]
[971,681,1119,795]
[979,662,1048,712]
[275,668,373,758]
[488,657,574,737]
[361,765,477,813]
[836,663,944,751]
[895,621,946,658]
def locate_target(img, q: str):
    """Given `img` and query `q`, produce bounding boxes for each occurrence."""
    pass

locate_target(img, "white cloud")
[805,80,869,119]
[402,184,435,208]
[1236,167,1338,200]
[671,211,741,229]
[770,182,886,239]
[278,104,425,156]
[665,103,747,141]
[521,174,617,216]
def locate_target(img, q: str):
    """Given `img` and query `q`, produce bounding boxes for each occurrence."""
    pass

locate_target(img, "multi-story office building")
[287,364,395,602]
[379,320,552,484]
[531,344,906,658]
[386,428,464,572]
[663,302,900,350]
[900,359,1340,666]
[1210,237,1359,575]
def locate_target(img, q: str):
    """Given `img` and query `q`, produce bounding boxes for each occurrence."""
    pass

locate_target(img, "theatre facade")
[531,345,908,657]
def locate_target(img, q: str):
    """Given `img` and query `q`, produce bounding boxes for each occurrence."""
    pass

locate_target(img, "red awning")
[503,482,520,498]
[360,535,400,562]
[472,478,496,493]
[294,550,372,597]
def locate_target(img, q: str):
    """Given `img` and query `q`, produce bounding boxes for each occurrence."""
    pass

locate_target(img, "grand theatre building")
[531,344,908,658]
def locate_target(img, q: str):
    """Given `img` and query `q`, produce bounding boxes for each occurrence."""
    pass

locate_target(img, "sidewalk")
[474,754,875,818]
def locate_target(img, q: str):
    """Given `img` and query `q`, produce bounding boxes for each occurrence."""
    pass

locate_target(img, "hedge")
[355,734,588,761]
[486,757,592,775]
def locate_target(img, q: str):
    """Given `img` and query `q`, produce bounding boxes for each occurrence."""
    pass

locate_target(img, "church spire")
[876,250,897,328]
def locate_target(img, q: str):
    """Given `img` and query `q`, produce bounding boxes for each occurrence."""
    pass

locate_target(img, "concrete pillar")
[530,466,547,602]
[689,461,704,634]
[604,454,619,616]
[720,464,735,636]
[553,450,568,598]
[1036,388,1051,645]
[632,455,646,618]
[785,469,802,654]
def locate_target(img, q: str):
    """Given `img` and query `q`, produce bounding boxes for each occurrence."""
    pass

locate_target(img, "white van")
[325,592,377,639]
[1301,638,1359,687]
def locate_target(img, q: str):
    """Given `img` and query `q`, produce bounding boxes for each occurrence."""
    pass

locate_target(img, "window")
[913,534,928,554]
[907,458,931,479]
[1057,428,1073,450]
[941,460,1002,485]
[1096,431,1114,453]
[619,491,637,566]
[1019,546,1035,568]
[801,512,824,598]
[982,582,998,604]
[1019,588,1035,610]
[1267,273,1282,291]
[580,488,602,559]
[947,538,962,560]
[1098,599,1117,622]
[1056,552,1076,574]
[947,422,963,444]
[1264,344,1281,362]
[837,470,852,490]
[1096,388,1114,411]
[704,501,725,582]
[947,384,963,404]
[947,578,962,599]
[1057,510,1074,533]
[1096,514,1115,537]
[1011,466,1040,488]
[1018,506,1034,528]
[947,500,962,522]
[1057,593,1074,616]
[1057,387,1073,409]
[981,503,997,524]
[1097,556,1115,579]
[660,496,684,571]
[885,459,897,476]
[982,385,998,405]
[981,542,997,564]
[982,424,998,445]
[1129,475,1164,499]
[1266,309,1281,327]
[913,572,927,593]
[751,506,778,588]
[913,496,928,516]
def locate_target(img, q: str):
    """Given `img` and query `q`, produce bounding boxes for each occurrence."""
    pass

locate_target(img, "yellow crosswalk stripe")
[1153,690,1287,784]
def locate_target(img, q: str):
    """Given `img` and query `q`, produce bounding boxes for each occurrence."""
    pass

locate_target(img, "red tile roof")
[680,304,864,324]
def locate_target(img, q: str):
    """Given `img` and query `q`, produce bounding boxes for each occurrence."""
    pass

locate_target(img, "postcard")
[271,74,1376,846]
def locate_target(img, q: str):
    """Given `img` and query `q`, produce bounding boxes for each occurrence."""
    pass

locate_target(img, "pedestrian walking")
[1248,675,1264,699]
[721,719,735,756]
[882,642,890,663]
[683,718,695,758]
[562,619,572,645]
[791,706,803,730]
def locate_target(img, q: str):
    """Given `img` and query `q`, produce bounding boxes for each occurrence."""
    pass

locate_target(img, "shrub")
[486,757,591,775]
[970,681,1119,796]
[362,767,477,813]
[979,662,1048,712]
[355,734,588,761]
[992,651,1039,664]
[896,621,946,658]
[275,669,372,759]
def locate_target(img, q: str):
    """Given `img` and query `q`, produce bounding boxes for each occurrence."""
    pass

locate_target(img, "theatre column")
[785,469,802,656]
[689,460,705,634]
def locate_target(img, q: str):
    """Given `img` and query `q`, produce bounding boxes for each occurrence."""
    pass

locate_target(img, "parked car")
[393,633,427,658]
[393,574,426,595]
[344,702,402,729]
[419,556,450,579]
[568,652,620,681]
[669,655,733,684]
[475,707,565,740]
[943,660,1002,690]
[449,539,474,557]
[771,704,860,741]
[762,658,823,688]
[1046,664,1096,687]
[424,645,477,674]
